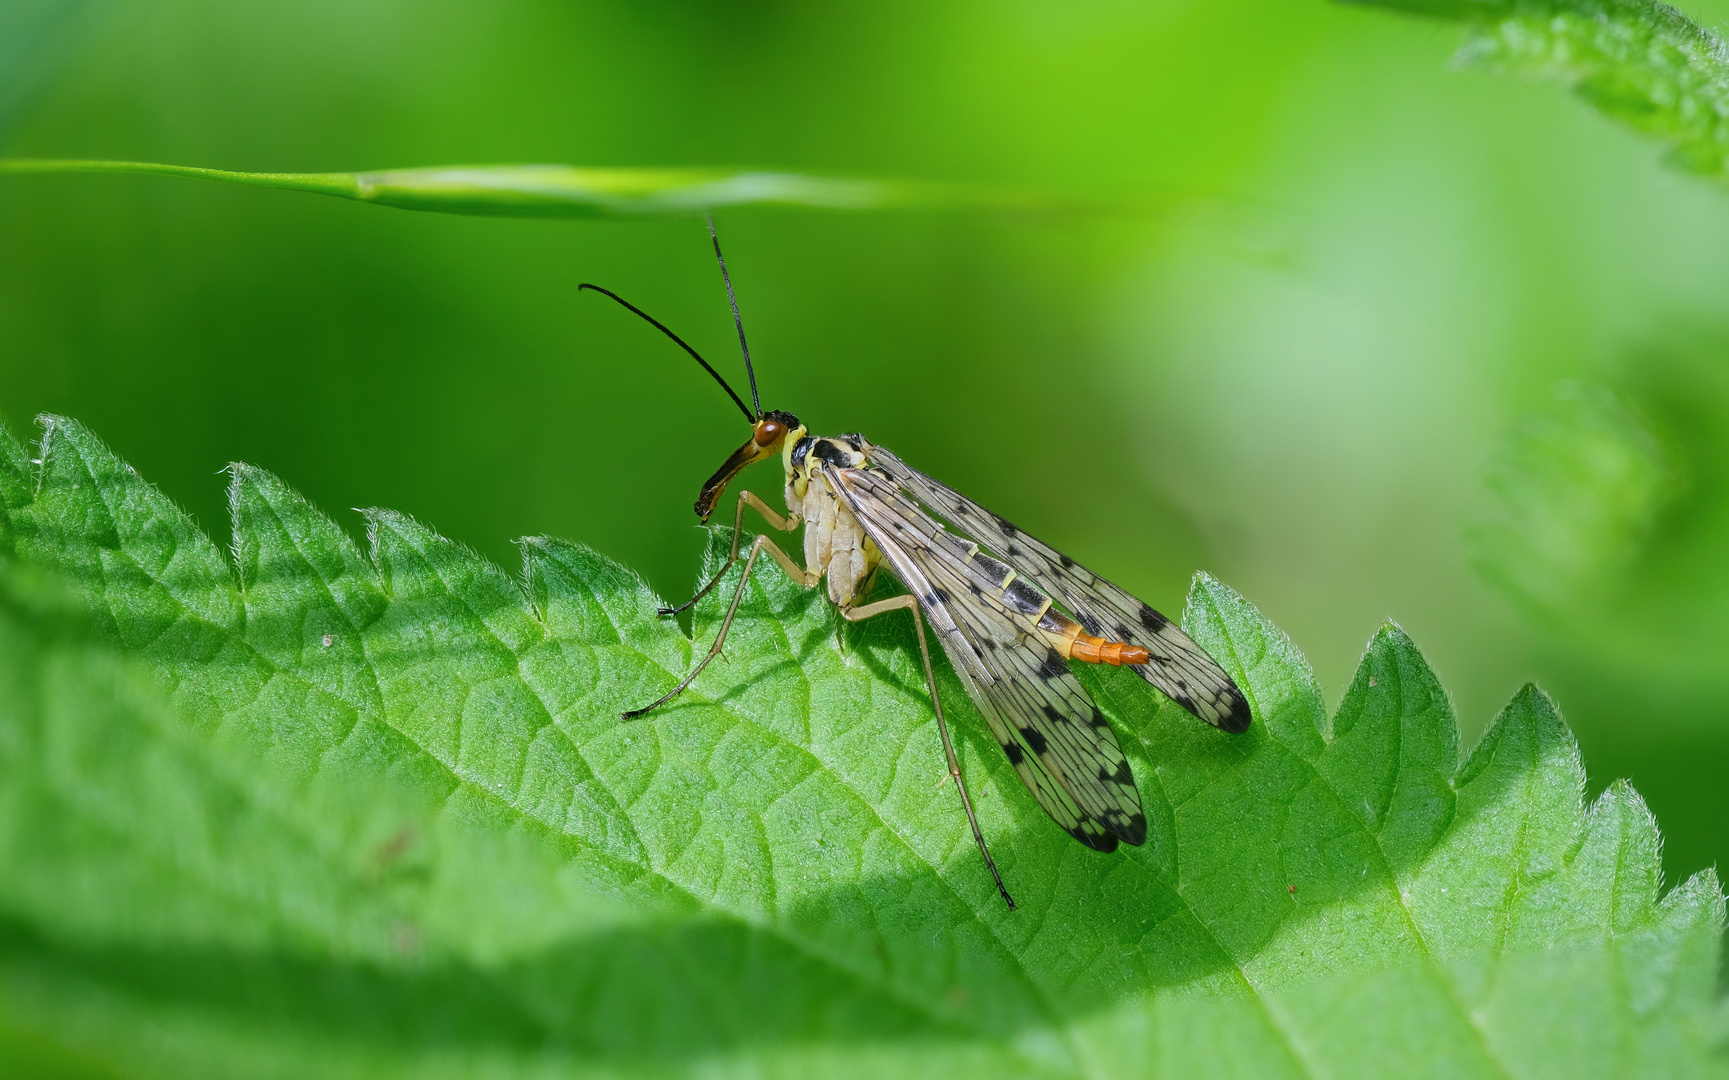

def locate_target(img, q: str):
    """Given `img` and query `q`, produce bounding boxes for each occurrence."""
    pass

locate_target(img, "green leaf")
[1341,0,1729,181]
[0,159,1057,217]
[0,414,1722,1078]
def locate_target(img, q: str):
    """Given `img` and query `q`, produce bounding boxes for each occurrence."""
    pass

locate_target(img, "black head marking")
[790,437,813,469]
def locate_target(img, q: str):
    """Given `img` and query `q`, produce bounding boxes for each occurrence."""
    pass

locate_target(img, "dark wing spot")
[1037,652,1068,680]
[1216,686,1253,734]
[1058,553,1075,569]
[1006,543,1023,558]
[1004,742,1025,765]
[921,588,951,606]
[1139,604,1171,632]
[1116,812,1148,846]
[994,515,1018,537]
[1041,704,1067,725]
[1018,726,1049,755]
[1069,823,1119,853]
[1089,708,1111,730]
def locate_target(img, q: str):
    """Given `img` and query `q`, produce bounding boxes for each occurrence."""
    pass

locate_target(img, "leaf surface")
[0,416,1721,1078]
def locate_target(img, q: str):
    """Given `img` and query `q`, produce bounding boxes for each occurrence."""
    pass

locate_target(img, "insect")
[581,223,1252,910]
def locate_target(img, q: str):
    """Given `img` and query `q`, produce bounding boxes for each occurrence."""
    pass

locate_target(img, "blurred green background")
[2,0,1727,894]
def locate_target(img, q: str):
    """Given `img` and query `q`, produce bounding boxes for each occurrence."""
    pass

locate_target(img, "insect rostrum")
[581,223,1251,911]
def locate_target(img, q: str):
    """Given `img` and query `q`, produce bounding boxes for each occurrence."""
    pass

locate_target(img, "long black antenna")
[706,215,760,418]
[577,283,755,424]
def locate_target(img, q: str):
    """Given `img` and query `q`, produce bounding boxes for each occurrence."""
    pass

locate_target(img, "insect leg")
[623,533,818,720]
[660,491,802,616]
[842,595,1017,911]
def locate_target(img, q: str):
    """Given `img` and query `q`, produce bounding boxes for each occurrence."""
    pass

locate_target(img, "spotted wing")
[865,445,1251,733]
[828,465,1146,851]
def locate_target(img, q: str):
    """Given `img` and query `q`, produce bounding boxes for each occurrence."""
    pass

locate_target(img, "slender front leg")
[623,533,818,720]
[660,491,802,616]
[842,595,1016,911]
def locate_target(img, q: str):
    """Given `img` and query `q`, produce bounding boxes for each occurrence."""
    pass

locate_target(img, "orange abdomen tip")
[1071,633,1151,666]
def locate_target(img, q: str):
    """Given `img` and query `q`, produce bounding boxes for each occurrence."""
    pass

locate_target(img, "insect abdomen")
[802,471,877,605]
[1069,635,1150,666]
[1035,606,1150,666]
[963,536,1150,667]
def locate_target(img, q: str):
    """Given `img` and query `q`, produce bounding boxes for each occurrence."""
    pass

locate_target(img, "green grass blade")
[0,158,1043,216]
